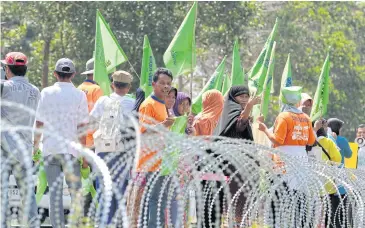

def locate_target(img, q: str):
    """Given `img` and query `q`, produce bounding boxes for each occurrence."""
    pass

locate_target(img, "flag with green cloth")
[94,10,128,95]
[163,2,197,77]
[231,39,244,87]
[161,115,188,176]
[247,18,278,95]
[32,149,47,204]
[310,53,330,122]
[261,41,276,119]
[140,35,157,97]
[221,74,231,96]
[279,53,293,105]
[191,56,226,114]
[79,159,97,199]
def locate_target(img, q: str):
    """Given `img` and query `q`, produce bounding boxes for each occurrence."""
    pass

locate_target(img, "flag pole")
[189,71,193,100]
[127,59,140,79]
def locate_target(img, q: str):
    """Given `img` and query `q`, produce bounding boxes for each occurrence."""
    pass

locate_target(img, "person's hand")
[186,126,196,136]
[248,96,261,106]
[82,157,89,169]
[257,115,265,123]
[187,114,195,125]
[258,122,267,132]
[162,117,175,128]
[313,120,323,132]
[331,132,338,140]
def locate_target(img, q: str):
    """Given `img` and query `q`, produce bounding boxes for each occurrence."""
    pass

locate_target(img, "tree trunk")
[178,75,184,91]
[41,39,51,89]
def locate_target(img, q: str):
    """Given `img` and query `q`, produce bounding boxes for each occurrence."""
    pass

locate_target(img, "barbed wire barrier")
[1,101,365,227]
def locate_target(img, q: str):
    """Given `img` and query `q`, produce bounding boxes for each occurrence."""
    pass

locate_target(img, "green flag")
[191,56,226,114]
[94,10,112,95]
[222,74,231,95]
[279,54,293,103]
[261,41,276,119]
[231,39,244,87]
[163,2,197,77]
[310,53,330,121]
[140,35,157,97]
[161,115,188,176]
[96,10,128,74]
[247,19,278,95]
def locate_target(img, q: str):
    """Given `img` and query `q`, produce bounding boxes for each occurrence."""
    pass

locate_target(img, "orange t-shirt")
[78,81,103,147]
[272,112,316,147]
[137,95,168,172]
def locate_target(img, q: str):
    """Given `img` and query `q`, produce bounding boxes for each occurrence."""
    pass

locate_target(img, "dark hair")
[8,65,27,76]
[153,68,173,83]
[55,71,73,79]
[168,87,178,97]
[113,81,130,89]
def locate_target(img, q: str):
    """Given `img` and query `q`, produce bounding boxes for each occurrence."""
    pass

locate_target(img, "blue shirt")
[333,136,352,195]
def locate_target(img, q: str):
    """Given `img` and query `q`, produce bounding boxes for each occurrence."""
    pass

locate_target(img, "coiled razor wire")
[1,100,365,227]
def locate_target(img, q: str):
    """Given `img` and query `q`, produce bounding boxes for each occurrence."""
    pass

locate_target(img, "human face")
[357,127,365,138]
[152,73,172,99]
[165,91,176,109]
[234,94,250,107]
[301,99,313,116]
[178,98,191,116]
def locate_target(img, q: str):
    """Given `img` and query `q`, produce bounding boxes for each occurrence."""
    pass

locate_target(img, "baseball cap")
[81,58,94,75]
[1,52,28,66]
[112,70,133,83]
[55,58,76,74]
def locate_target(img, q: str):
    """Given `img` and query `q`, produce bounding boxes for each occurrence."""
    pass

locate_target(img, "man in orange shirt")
[77,58,103,216]
[137,68,177,228]
[78,58,103,147]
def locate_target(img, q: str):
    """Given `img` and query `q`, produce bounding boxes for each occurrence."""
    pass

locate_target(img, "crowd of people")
[1,51,364,227]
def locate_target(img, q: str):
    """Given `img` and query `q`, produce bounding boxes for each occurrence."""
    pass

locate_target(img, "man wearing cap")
[33,58,89,228]
[89,70,135,225]
[1,52,40,227]
[257,86,316,227]
[77,58,103,217]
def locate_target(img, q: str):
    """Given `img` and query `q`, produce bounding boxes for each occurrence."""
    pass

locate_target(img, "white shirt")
[1,76,40,161]
[36,82,89,157]
[90,92,135,121]
[358,147,365,170]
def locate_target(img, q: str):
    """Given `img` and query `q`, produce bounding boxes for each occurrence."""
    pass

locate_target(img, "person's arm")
[238,96,261,121]
[33,121,43,153]
[33,91,45,153]
[258,115,287,146]
[89,97,105,131]
[139,103,174,133]
[338,137,353,158]
[78,93,89,145]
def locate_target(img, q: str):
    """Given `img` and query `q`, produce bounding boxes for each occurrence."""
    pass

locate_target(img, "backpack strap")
[1,82,4,97]
[316,140,331,161]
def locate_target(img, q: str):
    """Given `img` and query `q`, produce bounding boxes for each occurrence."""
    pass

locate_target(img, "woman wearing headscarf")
[213,86,260,224]
[193,89,224,136]
[257,86,316,227]
[173,92,191,117]
[214,86,260,139]
[165,87,178,117]
[298,93,313,117]
[192,89,225,227]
